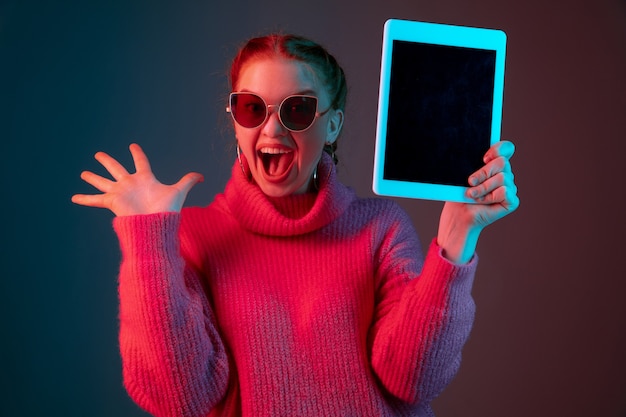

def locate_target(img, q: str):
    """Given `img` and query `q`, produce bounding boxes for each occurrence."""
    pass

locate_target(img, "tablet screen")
[384,40,496,187]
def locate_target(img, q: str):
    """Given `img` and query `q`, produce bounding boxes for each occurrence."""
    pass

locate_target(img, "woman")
[72,34,518,417]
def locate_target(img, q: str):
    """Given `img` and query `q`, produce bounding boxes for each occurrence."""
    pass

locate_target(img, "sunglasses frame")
[226,92,331,132]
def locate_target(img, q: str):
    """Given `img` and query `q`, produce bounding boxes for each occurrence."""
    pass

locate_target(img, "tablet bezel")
[373,19,507,203]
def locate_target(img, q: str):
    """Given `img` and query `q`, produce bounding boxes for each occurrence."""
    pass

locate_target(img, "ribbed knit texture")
[113,153,477,417]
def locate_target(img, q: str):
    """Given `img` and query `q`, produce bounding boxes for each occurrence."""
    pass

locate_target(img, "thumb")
[175,172,204,196]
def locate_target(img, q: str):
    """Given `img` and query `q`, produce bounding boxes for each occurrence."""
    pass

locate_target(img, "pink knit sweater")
[113,154,477,417]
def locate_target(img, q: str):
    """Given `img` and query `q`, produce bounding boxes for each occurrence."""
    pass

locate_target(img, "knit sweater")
[113,153,477,417]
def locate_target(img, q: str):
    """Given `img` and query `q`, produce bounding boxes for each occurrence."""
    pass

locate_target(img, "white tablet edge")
[373,19,507,203]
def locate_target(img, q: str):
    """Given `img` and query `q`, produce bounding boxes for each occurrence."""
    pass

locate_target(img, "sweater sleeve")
[113,212,230,417]
[368,206,477,405]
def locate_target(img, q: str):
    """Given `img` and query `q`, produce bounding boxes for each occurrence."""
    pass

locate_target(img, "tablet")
[373,19,507,203]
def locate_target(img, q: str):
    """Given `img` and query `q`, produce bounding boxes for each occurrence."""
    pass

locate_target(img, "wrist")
[437,223,482,264]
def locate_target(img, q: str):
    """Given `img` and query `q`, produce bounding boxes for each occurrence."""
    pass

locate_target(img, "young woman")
[72,34,518,417]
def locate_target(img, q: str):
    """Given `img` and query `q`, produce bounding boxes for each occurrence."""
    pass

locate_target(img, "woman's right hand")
[71,143,204,216]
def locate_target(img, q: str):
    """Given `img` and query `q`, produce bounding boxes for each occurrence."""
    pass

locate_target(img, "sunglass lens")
[231,93,266,128]
[281,96,317,131]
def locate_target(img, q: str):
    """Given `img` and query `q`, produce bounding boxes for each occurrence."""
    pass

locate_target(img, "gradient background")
[2,1,625,416]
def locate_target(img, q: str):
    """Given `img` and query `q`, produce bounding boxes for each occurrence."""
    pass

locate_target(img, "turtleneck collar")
[224,152,356,237]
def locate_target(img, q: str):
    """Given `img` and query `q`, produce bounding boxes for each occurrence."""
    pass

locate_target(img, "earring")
[236,143,249,180]
[312,164,319,191]
[324,142,337,165]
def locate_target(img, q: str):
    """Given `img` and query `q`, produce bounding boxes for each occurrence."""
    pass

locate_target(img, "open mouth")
[258,147,295,178]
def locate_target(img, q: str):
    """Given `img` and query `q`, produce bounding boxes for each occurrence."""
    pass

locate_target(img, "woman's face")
[233,57,342,197]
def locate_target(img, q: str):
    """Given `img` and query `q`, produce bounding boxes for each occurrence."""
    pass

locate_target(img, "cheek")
[311,123,330,152]
[235,127,255,152]
[296,130,327,165]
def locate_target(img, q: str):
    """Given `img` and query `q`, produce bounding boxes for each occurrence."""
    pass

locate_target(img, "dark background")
[2,0,625,416]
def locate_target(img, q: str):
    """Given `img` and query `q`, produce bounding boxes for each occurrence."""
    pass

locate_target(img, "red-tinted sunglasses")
[227,92,330,132]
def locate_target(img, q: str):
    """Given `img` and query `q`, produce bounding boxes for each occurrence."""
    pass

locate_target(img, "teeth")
[259,147,292,155]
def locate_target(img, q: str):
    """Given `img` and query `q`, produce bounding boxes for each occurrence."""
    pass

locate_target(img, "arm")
[369,141,519,404]
[369,208,476,405]
[72,144,228,415]
[115,213,230,416]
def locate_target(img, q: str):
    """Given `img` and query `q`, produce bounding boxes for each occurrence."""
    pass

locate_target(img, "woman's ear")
[326,109,344,144]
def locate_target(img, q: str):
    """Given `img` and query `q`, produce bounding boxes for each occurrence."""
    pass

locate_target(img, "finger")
[483,140,516,164]
[472,180,519,209]
[470,168,516,199]
[174,172,204,196]
[128,143,152,173]
[480,184,520,214]
[71,193,109,209]
[468,156,510,186]
[94,151,130,180]
[468,171,506,199]
[79,170,115,192]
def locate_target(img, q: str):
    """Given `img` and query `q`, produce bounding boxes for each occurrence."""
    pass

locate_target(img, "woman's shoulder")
[348,195,411,221]
[179,193,232,230]
[339,194,417,239]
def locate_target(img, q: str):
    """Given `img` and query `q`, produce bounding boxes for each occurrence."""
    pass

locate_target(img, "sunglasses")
[227,92,330,132]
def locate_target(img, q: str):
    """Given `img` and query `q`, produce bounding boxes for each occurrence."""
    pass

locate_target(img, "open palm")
[72,143,203,217]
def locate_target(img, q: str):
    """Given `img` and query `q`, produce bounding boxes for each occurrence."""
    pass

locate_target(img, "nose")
[262,105,288,137]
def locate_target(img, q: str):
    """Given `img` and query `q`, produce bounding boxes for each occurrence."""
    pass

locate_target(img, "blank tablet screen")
[383,40,496,187]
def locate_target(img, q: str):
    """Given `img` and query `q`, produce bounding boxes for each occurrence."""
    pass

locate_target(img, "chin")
[259,184,296,198]
[257,178,311,197]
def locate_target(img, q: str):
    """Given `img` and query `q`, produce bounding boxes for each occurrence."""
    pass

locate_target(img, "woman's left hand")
[437,140,519,263]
